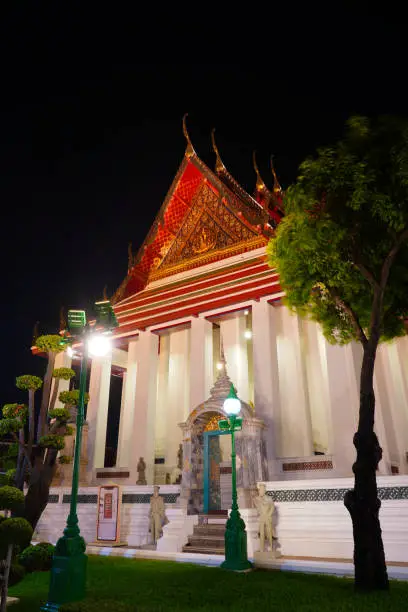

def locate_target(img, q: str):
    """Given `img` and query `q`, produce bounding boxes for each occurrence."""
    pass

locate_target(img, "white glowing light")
[216,362,223,371]
[66,346,74,358]
[223,396,241,416]
[244,309,249,315]
[244,330,252,340]
[88,334,111,357]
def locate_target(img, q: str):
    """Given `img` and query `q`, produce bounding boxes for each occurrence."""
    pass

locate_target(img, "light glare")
[244,330,252,339]
[224,396,241,416]
[216,362,223,370]
[88,334,111,357]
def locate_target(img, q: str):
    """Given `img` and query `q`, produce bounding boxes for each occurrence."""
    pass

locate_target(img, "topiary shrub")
[0,486,24,514]
[19,542,55,573]
[0,518,33,549]
[52,368,75,380]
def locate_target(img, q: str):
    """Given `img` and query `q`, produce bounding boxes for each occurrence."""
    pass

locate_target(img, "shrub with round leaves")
[0,485,24,513]
[0,418,23,436]
[8,563,26,587]
[59,390,90,406]
[48,407,71,422]
[19,542,55,573]
[59,455,71,464]
[39,434,65,450]
[52,367,75,380]
[16,375,43,391]
[0,517,33,547]
[36,335,66,353]
[2,403,28,421]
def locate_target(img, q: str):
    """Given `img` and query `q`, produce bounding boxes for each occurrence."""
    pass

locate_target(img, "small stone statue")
[253,483,277,554]
[136,457,147,485]
[149,486,168,544]
[177,444,183,470]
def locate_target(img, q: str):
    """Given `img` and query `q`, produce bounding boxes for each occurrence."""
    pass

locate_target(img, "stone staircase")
[182,514,226,555]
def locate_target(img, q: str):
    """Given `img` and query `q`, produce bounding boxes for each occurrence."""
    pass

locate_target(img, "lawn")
[8,555,408,611]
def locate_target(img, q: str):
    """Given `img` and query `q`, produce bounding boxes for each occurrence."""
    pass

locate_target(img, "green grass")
[8,555,408,611]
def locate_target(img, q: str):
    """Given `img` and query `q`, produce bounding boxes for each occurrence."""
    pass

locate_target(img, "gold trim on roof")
[253,151,268,193]
[183,113,195,158]
[148,235,267,281]
[211,129,226,174]
[270,155,282,194]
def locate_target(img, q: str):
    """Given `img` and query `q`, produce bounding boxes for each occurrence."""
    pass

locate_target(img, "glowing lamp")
[216,362,223,371]
[244,309,249,315]
[88,333,111,357]
[244,330,252,339]
[223,385,241,416]
[66,346,75,358]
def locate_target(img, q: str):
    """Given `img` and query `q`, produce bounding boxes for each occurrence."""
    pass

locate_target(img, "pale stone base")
[254,550,282,561]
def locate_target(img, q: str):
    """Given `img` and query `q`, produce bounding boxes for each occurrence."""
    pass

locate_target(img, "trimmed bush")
[0,485,24,513]
[0,517,33,548]
[19,542,55,573]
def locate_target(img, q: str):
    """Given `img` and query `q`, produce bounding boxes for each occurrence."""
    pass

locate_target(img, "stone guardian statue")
[136,457,147,485]
[253,483,279,557]
[149,486,168,544]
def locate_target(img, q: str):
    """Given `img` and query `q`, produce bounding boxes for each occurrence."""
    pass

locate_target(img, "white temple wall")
[86,350,112,476]
[51,350,72,408]
[129,331,159,484]
[166,327,190,472]
[155,334,170,467]
[116,338,139,468]
[275,307,313,458]
[219,315,250,403]
[302,320,330,454]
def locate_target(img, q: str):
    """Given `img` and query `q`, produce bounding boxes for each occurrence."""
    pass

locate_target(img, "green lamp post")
[41,301,118,611]
[218,385,253,572]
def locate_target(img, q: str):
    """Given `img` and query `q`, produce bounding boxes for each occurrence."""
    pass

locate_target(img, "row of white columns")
[80,299,408,482]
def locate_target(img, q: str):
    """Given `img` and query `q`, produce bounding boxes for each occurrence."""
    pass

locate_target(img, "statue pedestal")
[254,550,282,561]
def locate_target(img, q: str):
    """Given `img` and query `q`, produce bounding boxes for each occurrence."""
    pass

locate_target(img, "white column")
[251,299,280,477]
[51,350,72,408]
[190,317,213,409]
[155,334,170,460]
[220,315,250,402]
[275,307,313,457]
[319,339,359,476]
[86,350,112,474]
[166,328,190,470]
[129,331,159,484]
[116,339,138,468]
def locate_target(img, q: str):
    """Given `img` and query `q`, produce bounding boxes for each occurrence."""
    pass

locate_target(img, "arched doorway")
[179,365,268,515]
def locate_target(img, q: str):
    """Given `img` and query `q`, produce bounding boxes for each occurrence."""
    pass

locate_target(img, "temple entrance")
[203,430,232,513]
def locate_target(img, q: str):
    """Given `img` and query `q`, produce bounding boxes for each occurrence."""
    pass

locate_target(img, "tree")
[267,116,408,591]
[0,335,79,531]
[0,486,32,612]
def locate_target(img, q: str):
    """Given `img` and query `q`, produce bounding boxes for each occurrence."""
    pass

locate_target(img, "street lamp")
[218,385,252,572]
[42,301,117,611]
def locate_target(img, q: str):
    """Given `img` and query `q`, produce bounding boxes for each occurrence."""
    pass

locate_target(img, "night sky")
[0,6,406,406]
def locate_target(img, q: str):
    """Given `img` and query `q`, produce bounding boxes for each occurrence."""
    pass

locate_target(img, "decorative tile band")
[122,493,179,504]
[48,494,59,503]
[63,494,98,504]
[267,486,408,503]
[96,471,130,479]
[282,460,333,472]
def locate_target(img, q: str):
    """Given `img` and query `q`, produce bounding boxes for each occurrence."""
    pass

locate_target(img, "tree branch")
[353,261,380,289]
[329,288,368,347]
[11,433,32,473]
[380,225,408,290]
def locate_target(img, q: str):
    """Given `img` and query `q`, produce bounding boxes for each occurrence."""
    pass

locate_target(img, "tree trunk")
[49,375,60,413]
[37,351,56,441]
[23,451,57,532]
[15,429,26,490]
[344,340,389,591]
[0,544,13,612]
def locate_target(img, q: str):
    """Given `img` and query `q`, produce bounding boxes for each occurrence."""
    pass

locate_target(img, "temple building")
[37,119,408,561]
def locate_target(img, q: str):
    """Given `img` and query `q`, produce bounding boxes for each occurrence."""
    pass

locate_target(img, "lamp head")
[94,300,119,331]
[88,333,111,357]
[223,384,241,416]
[67,310,87,335]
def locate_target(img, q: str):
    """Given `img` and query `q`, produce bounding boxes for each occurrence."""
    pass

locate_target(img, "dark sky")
[0,6,407,405]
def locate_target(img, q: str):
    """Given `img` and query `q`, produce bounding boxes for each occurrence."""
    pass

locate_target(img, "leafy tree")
[267,116,408,591]
[0,335,86,532]
[0,486,32,612]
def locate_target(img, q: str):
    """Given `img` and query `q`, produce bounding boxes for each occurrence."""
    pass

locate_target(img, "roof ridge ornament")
[182,113,196,158]
[211,128,226,174]
[270,154,282,194]
[252,151,268,193]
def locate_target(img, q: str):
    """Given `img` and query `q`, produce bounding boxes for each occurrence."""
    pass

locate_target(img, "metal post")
[221,414,252,572]
[41,343,89,611]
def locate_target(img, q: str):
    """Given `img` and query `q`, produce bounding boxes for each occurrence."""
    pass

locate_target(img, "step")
[182,544,225,555]
[193,524,226,535]
[188,537,225,548]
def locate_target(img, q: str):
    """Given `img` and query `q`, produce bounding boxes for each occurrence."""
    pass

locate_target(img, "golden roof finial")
[270,155,282,194]
[59,306,67,332]
[103,285,108,301]
[182,113,195,158]
[252,151,267,193]
[211,129,226,174]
